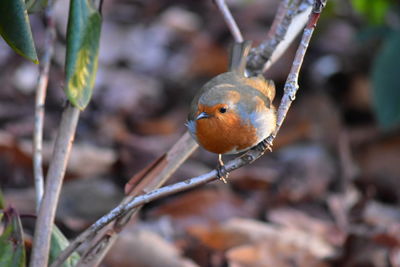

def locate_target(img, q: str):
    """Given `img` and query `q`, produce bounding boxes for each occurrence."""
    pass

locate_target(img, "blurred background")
[1,0,400,266]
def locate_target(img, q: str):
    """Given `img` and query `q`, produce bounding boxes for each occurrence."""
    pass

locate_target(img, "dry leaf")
[227,241,329,267]
[147,189,256,230]
[104,227,198,267]
[189,218,336,259]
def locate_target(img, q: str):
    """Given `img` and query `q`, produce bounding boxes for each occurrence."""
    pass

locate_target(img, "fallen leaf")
[274,144,335,202]
[19,141,117,178]
[147,188,256,230]
[188,218,336,259]
[268,207,346,247]
[356,134,400,203]
[226,241,329,267]
[104,227,198,267]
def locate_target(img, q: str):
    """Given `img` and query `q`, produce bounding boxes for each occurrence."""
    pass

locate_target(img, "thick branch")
[53,1,327,265]
[247,0,313,76]
[30,104,80,267]
[272,0,325,135]
[33,1,57,211]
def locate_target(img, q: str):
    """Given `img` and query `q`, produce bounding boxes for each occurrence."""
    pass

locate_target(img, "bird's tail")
[228,41,252,76]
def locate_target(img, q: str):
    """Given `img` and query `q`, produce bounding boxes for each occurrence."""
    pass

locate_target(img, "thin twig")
[53,1,327,265]
[30,104,80,267]
[214,0,244,42]
[33,0,57,211]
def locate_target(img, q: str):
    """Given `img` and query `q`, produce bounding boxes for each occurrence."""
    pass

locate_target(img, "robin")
[187,41,277,182]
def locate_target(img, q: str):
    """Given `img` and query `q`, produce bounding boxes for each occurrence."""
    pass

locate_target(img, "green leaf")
[0,189,5,210]
[26,0,48,13]
[351,0,390,25]
[371,31,400,129]
[49,226,80,267]
[65,0,102,110]
[0,209,26,267]
[0,0,38,64]
[356,25,390,43]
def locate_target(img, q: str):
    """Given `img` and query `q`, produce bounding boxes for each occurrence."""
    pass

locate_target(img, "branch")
[272,0,326,136]
[33,0,57,211]
[214,0,244,42]
[53,0,327,265]
[247,0,314,75]
[30,104,80,267]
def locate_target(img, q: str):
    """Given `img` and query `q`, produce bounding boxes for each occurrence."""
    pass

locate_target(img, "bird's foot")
[257,138,273,153]
[217,164,229,183]
[217,154,229,183]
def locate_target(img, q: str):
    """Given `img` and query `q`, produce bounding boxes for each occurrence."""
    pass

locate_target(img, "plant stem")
[33,2,57,211]
[30,104,80,267]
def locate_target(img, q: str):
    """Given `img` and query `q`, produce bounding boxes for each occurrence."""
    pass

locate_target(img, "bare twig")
[247,0,313,75]
[53,1,327,265]
[214,0,244,42]
[30,104,80,267]
[33,0,57,211]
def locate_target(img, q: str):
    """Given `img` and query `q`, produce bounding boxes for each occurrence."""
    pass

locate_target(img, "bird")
[186,41,277,182]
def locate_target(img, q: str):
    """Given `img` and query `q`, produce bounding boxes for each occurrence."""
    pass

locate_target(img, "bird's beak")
[196,112,209,120]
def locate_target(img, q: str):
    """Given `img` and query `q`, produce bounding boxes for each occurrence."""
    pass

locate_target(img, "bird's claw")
[217,164,229,183]
[257,139,273,153]
[217,154,229,183]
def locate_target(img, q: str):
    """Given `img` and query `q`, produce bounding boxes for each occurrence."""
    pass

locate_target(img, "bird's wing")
[244,76,276,103]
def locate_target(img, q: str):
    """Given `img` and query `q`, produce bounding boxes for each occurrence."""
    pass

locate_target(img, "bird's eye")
[219,107,227,113]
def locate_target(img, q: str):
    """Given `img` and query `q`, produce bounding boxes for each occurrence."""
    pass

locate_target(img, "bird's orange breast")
[195,109,258,154]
